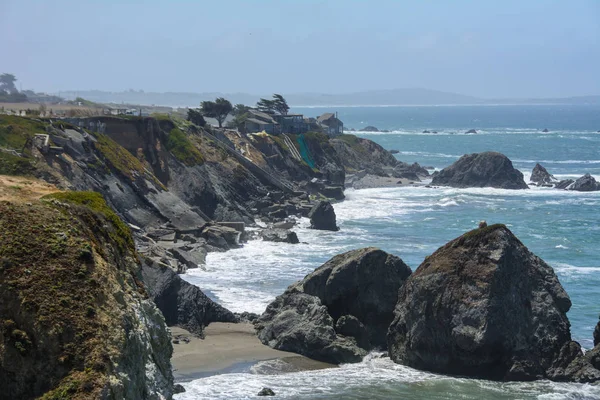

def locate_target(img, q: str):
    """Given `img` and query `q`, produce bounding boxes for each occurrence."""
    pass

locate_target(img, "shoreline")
[170,323,334,382]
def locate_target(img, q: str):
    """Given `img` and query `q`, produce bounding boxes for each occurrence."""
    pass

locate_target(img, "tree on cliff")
[0,73,27,102]
[187,108,206,126]
[200,97,232,128]
[0,73,18,94]
[256,94,289,115]
[232,103,250,117]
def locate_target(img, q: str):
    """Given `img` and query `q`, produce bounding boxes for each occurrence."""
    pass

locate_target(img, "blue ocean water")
[179,105,600,399]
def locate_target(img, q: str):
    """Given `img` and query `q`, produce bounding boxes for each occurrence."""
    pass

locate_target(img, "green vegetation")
[164,127,204,166]
[73,97,100,108]
[459,223,507,243]
[0,151,36,176]
[186,108,206,127]
[92,131,157,183]
[256,94,289,115]
[0,73,27,102]
[42,191,134,254]
[0,201,128,399]
[0,115,47,150]
[304,131,329,144]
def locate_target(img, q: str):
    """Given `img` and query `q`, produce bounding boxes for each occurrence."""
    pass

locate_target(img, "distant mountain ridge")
[56,88,600,107]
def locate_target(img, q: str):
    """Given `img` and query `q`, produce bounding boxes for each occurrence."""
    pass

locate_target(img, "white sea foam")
[175,353,600,399]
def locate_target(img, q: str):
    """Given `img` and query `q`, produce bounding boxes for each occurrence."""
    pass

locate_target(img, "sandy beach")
[171,323,334,381]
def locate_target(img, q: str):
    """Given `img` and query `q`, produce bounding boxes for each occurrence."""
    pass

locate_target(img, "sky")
[1,0,599,98]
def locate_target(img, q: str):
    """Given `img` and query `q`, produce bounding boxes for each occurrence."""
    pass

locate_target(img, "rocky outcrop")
[308,201,338,231]
[330,134,398,176]
[392,162,430,181]
[360,126,379,132]
[387,224,599,382]
[594,318,600,347]
[431,152,528,189]
[530,163,557,186]
[466,129,477,134]
[569,173,600,192]
[0,193,174,399]
[260,228,299,244]
[256,248,412,364]
[141,260,237,337]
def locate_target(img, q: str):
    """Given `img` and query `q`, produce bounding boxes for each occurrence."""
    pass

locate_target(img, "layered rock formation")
[0,191,174,399]
[431,152,528,189]
[256,248,412,364]
[387,224,600,382]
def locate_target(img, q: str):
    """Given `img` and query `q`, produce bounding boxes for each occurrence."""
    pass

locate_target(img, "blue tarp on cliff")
[296,134,316,169]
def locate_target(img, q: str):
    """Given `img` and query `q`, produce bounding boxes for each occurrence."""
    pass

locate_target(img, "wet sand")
[171,323,334,381]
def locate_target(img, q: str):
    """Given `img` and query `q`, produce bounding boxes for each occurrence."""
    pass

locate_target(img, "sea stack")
[431,151,529,189]
[387,224,600,382]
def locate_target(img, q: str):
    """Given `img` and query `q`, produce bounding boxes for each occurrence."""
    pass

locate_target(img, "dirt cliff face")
[0,186,174,399]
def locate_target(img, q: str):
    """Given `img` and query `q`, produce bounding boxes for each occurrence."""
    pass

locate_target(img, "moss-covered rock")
[0,197,174,399]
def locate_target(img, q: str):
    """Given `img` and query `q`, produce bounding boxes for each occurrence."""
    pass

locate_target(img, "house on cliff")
[317,112,344,136]
[244,110,279,134]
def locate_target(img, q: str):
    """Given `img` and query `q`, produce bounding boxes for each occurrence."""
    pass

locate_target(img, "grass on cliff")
[336,134,369,155]
[164,127,204,166]
[42,191,134,254]
[0,199,135,399]
[0,115,47,150]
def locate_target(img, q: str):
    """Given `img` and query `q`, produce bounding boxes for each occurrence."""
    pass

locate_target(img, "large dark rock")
[260,228,299,244]
[595,318,600,347]
[141,259,237,337]
[387,224,599,382]
[308,201,339,231]
[256,248,412,364]
[431,152,528,189]
[393,162,430,181]
[530,163,557,186]
[569,173,600,192]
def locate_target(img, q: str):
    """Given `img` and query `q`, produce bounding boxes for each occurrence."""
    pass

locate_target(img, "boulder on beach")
[431,152,529,189]
[308,200,339,231]
[568,173,600,192]
[530,163,557,186]
[256,248,412,364]
[387,224,600,382]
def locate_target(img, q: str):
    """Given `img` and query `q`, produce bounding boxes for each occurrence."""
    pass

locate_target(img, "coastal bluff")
[0,185,175,399]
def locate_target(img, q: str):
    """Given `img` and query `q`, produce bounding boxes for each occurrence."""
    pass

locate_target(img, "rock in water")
[258,387,275,396]
[595,318,600,347]
[466,129,478,134]
[387,224,600,382]
[556,179,574,190]
[260,228,300,244]
[530,163,557,186]
[308,201,339,231]
[142,259,237,336]
[431,152,529,189]
[256,248,412,364]
[569,173,600,192]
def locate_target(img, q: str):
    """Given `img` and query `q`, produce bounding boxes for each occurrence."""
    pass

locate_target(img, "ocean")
[178,105,600,399]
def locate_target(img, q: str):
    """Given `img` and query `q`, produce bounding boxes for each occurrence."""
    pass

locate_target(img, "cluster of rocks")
[529,163,600,192]
[255,224,600,383]
[137,222,244,274]
[255,248,412,363]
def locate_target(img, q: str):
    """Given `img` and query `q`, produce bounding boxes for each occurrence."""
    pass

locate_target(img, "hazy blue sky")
[2,0,599,98]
